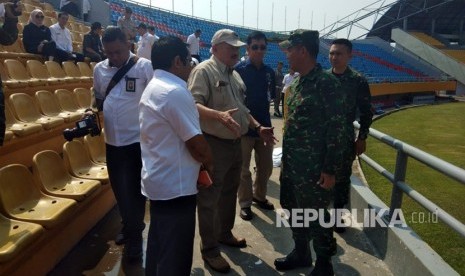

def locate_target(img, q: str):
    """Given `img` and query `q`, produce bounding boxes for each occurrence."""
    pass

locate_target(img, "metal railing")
[354,122,465,238]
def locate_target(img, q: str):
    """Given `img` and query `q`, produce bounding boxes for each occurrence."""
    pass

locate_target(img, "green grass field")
[361,102,465,275]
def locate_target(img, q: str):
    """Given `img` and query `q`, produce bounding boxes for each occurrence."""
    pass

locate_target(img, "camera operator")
[0,0,22,146]
[92,27,153,262]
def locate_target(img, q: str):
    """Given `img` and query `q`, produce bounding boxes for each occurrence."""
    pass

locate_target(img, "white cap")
[211,29,246,47]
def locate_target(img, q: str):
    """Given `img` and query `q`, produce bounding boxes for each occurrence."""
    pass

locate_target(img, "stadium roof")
[367,0,465,41]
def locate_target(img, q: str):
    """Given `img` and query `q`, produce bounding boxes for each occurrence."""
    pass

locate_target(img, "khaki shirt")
[188,55,250,139]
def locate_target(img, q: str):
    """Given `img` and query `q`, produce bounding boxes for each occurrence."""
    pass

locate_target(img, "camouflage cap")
[279,29,320,50]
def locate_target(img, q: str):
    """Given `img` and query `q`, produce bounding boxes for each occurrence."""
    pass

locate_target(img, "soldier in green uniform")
[328,38,373,233]
[274,30,346,276]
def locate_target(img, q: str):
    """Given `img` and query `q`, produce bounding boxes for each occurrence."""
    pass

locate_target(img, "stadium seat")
[26,60,62,85]
[62,61,92,82]
[89,62,97,70]
[9,93,65,130]
[62,140,109,183]
[4,59,46,87]
[0,213,44,263]
[43,16,54,27]
[0,164,77,229]
[35,90,82,122]
[3,130,13,142]
[54,89,86,113]
[80,24,91,33]
[83,131,106,165]
[44,61,77,83]
[32,150,101,201]
[0,63,28,88]
[76,62,93,78]
[73,87,92,109]
[5,103,43,137]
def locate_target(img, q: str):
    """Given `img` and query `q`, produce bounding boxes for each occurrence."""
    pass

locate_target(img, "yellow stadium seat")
[18,13,29,24]
[0,63,28,88]
[43,16,54,27]
[84,131,106,165]
[0,164,77,229]
[32,150,101,201]
[4,59,46,87]
[9,93,65,130]
[5,103,43,137]
[54,89,86,113]
[76,62,93,78]
[80,25,91,33]
[35,90,82,122]
[63,141,109,183]
[62,61,91,82]
[3,130,13,142]
[89,62,97,70]
[0,213,44,263]
[73,87,92,109]
[26,60,62,85]
[17,23,24,36]
[21,3,36,13]
[44,61,77,83]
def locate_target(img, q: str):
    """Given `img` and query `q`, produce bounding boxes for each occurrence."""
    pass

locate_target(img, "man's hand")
[258,126,278,146]
[217,108,241,138]
[318,172,335,190]
[355,139,366,156]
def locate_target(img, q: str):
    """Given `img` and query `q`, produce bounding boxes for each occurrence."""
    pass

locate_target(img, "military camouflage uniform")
[328,66,372,208]
[280,63,345,259]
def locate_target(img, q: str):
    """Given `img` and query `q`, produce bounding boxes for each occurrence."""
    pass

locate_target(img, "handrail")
[354,121,465,238]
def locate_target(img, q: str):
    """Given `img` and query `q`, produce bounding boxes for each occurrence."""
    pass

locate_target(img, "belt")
[203,132,241,145]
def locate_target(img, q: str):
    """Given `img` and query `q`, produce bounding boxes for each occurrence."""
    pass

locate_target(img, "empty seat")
[80,24,91,33]
[62,61,91,82]
[26,60,62,85]
[0,164,77,229]
[5,103,43,136]
[44,61,77,83]
[3,130,14,142]
[55,89,86,113]
[35,90,82,122]
[9,93,65,130]
[32,150,101,201]
[4,59,46,87]
[84,131,106,165]
[73,87,92,109]
[89,62,97,70]
[76,62,93,78]
[0,62,28,88]
[0,213,44,263]
[63,140,109,182]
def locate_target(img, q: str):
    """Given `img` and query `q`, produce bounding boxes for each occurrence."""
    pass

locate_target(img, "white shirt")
[49,23,73,53]
[136,32,156,60]
[140,69,201,200]
[282,72,299,94]
[93,53,153,146]
[186,33,200,55]
[82,0,91,14]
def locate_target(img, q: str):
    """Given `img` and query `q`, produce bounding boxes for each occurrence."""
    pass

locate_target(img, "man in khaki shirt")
[188,29,276,273]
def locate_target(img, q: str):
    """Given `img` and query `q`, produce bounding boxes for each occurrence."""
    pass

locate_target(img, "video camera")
[63,112,101,141]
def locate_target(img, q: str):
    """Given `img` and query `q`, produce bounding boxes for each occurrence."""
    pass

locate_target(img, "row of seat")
[1,59,93,89]
[0,135,108,262]
[5,88,92,143]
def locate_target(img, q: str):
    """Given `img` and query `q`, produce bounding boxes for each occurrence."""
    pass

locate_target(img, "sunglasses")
[251,44,267,51]
[35,15,45,19]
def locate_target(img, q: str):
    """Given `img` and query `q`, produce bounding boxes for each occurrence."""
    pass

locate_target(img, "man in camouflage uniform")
[274,30,345,276]
[328,38,373,233]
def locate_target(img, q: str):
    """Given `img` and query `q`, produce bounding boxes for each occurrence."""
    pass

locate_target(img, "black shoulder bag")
[96,56,139,111]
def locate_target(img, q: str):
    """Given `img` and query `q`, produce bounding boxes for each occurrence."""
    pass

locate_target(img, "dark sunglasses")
[36,15,45,19]
[251,44,267,51]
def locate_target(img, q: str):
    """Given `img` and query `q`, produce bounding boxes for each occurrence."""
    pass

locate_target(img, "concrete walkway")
[50,114,393,276]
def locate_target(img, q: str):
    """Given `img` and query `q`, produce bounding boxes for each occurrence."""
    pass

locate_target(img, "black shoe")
[308,259,334,276]
[240,207,253,220]
[274,249,313,271]
[252,198,274,210]
[115,231,127,245]
[334,218,346,233]
[274,111,282,117]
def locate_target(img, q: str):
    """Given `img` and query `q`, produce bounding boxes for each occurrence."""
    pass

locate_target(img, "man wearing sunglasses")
[235,31,276,221]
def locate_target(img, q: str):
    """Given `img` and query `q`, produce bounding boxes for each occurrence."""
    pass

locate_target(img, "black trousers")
[0,85,5,146]
[145,194,196,276]
[106,143,146,243]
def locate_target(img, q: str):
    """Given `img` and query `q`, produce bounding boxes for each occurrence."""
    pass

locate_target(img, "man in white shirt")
[136,23,156,61]
[282,68,299,94]
[186,29,201,62]
[93,27,153,262]
[140,35,213,276]
[49,11,84,62]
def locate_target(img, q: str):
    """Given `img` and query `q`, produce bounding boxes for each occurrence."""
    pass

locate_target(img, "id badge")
[125,76,137,92]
